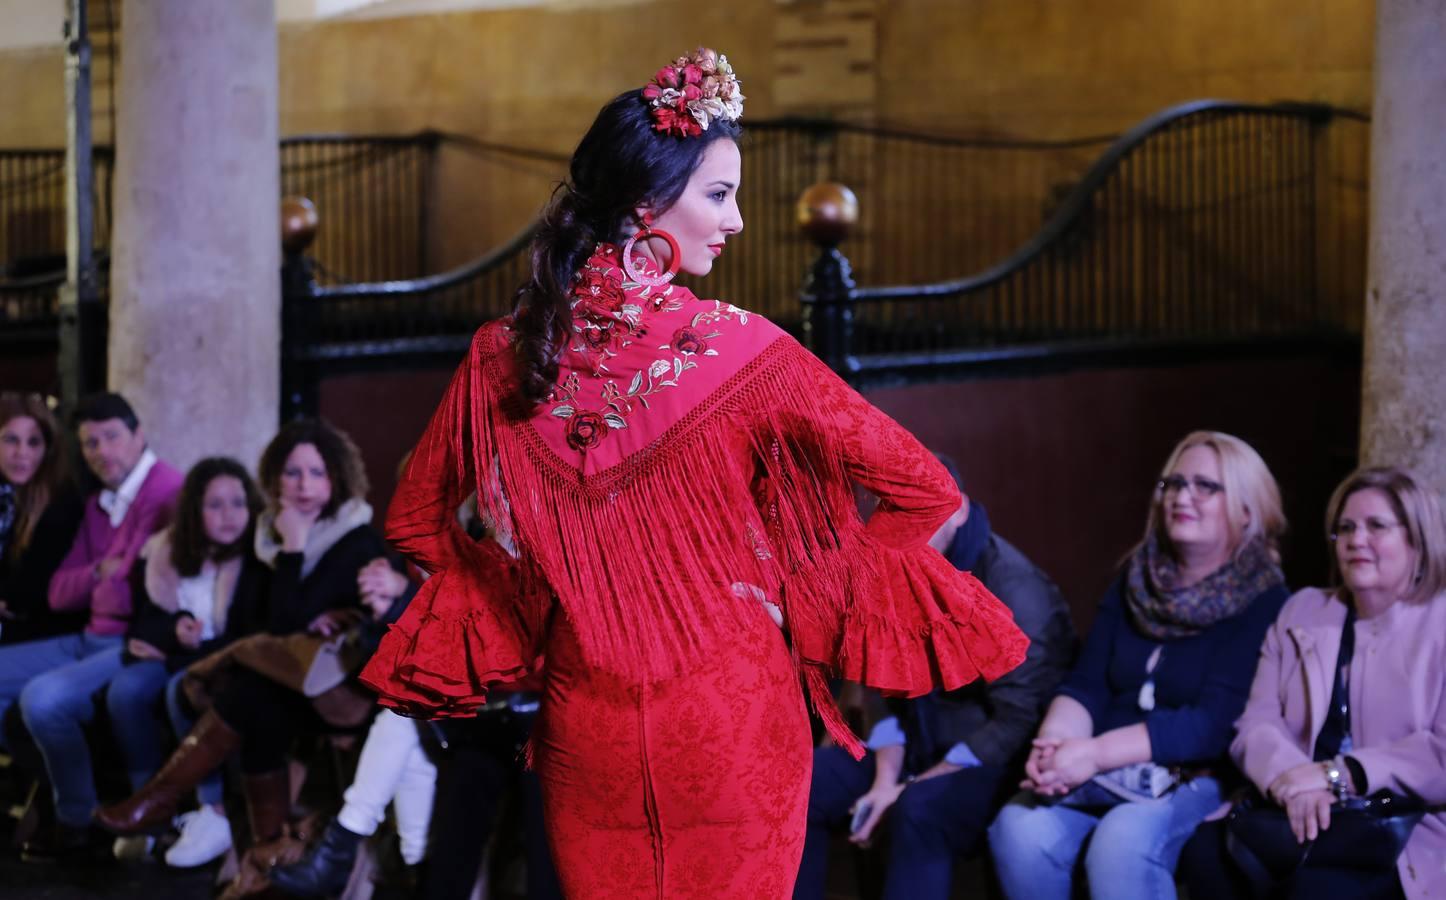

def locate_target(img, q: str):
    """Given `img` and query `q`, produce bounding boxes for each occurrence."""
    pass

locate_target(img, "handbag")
[1225,602,1425,897]
[182,614,374,729]
[1224,789,1424,897]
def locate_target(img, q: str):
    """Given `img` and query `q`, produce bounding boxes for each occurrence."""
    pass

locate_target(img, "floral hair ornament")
[642,47,745,139]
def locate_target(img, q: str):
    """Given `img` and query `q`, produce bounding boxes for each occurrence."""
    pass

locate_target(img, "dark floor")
[0,746,224,900]
[0,850,220,900]
[0,751,989,900]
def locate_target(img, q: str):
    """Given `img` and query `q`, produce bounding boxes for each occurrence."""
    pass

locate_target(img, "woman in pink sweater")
[1182,466,1446,899]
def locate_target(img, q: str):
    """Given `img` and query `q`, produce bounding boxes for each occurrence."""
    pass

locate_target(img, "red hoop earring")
[622,214,681,287]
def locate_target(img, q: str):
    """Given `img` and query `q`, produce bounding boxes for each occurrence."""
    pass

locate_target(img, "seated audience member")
[106,457,269,866]
[276,496,560,900]
[988,430,1290,900]
[0,392,182,861]
[0,392,85,644]
[794,455,1075,900]
[269,562,428,899]
[417,691,563,900]
[1180,466,1446,900]
[95,420,407,897]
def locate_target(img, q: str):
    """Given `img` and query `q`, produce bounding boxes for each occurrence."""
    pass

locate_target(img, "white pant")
[337,709,437,865]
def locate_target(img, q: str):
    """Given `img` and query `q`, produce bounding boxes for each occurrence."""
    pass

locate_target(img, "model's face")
[1335,488,1416,601]
[0,416,46,487]
[1160,444,1232,556]
[639,138,743,277]
[278,442,332,517]
[202,474,251,549]
[78,417,146,490]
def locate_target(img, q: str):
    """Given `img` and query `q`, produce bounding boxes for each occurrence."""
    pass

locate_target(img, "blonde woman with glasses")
[1181,466,1446,900]
[989,431,1290,900]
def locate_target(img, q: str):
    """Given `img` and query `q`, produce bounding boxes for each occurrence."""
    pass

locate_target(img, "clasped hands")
[1021,736,1100,797]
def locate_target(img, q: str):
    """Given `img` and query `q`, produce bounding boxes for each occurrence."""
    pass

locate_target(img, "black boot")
[267,819,364,897]
[20,821,101,864]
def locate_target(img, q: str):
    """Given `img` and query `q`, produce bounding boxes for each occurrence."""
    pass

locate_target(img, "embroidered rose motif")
[581,325,615,352]
[671,326,708,355]
[566,411,607,452]
[574,269,627,319]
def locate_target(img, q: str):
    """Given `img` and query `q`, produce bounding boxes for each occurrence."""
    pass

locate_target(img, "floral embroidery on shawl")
[548,244,751,451]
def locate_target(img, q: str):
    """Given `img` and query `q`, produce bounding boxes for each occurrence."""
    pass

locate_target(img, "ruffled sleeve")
[359,325,549,716]
[763,342,1030,703]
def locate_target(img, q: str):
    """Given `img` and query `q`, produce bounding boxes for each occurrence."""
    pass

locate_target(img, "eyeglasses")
[1330,518,1405,541]
[1157,475,1224,498]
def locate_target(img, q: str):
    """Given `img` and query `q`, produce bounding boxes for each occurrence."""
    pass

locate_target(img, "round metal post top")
[281,196,319,255]
[796,182,859,246]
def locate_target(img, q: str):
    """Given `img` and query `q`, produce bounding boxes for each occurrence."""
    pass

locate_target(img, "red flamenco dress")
[361,244,1029,898]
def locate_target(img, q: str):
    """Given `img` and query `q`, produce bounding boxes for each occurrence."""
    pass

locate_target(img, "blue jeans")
[165,667,223,806]
[0,632,123,749]
[988,777,1224,900]
[796,746,1009,900]
[0,635,126,826]
[107,661,224,807]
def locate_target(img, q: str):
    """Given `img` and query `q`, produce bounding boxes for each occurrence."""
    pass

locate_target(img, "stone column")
[108,0,279,473]
[1359,0,1446,495]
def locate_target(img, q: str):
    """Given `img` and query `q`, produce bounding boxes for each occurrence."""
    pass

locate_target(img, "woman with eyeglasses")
[1179,466,1446,900]
[989,431,1290,900]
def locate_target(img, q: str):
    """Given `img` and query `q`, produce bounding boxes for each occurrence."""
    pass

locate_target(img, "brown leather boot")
[241,769,290,845]
[94,709,240,835]
[218,771,300,900]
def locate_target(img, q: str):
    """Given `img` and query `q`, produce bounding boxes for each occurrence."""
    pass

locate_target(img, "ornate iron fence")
[799,101,1369,382]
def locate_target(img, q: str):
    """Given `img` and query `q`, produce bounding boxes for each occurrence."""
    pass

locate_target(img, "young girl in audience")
[106,456,268,866]
[988,431,1290,900]
[0,392,85,644]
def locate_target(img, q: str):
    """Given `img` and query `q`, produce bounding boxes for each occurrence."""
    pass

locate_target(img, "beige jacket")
[1232,587,1446,898]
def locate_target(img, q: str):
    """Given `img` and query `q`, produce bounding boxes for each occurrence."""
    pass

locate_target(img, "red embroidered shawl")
[361,245,1029,755]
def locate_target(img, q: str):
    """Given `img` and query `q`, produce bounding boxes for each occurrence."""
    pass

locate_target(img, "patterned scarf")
[0,483,14,561]
[1124,534,1284,640]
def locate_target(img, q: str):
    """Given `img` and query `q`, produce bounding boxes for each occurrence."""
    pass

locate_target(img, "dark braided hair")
[513,88,741,407]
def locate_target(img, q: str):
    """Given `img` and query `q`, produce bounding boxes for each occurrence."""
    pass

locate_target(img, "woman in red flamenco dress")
[361,47,1029,899]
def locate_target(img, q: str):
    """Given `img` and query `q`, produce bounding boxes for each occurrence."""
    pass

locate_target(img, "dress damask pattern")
[362,242,1030,898]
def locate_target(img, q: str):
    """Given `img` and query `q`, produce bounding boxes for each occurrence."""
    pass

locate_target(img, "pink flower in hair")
[642,47,742,138]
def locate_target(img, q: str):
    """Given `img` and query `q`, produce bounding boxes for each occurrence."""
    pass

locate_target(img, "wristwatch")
[1321,759,1347,801]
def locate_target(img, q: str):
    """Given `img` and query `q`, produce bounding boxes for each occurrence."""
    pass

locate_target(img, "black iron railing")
[4,102,1370,402]
[0,269,64,332]
[706,120,1118,320]
[279,223,535,416]
[0,134,438,285]
[799,101,1369,380]
[0,148,113,276]
[280,133,440,283]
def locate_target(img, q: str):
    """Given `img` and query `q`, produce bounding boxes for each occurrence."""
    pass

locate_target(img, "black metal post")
[59,0,102,412]
[280,250,319,421]
[801,246,857,375]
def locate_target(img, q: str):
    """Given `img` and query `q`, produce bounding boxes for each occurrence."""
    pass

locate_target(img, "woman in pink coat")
[1182,466,1446,899]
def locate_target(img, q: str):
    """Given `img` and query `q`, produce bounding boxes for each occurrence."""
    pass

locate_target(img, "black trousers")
[425,712,561,900]
[212,668,321,774]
